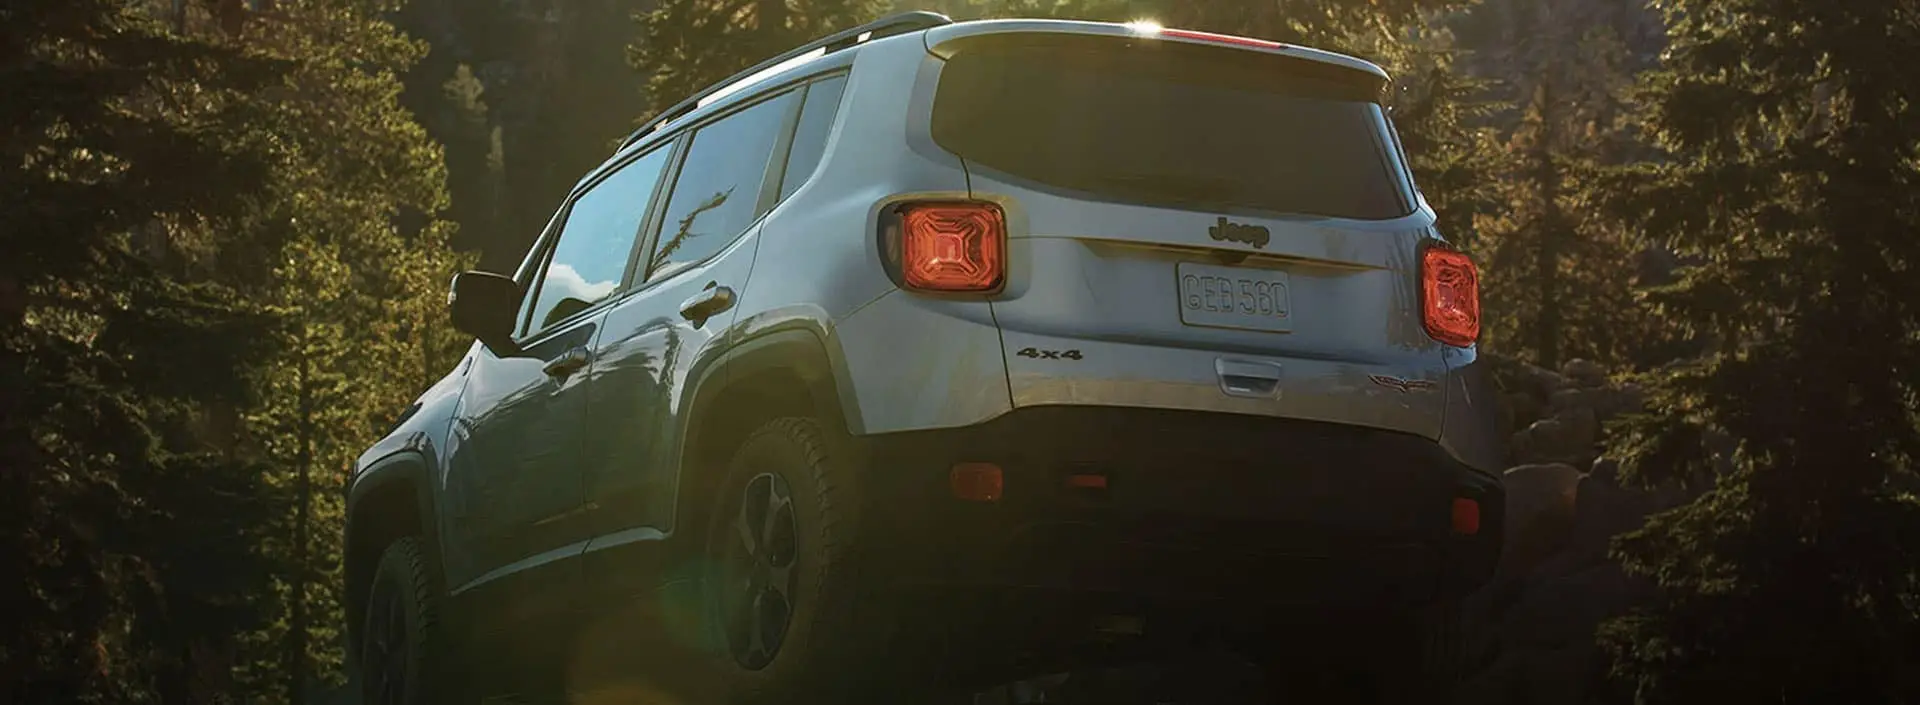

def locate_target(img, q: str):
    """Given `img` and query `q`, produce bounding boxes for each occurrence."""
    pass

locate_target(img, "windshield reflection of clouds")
[545,262,618,304]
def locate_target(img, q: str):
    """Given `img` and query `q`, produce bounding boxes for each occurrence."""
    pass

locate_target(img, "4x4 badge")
[1369,374,1437,393]
[1209,217,1271,249]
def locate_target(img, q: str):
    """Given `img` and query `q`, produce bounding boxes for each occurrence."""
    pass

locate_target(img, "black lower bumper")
[858,406,1503,614]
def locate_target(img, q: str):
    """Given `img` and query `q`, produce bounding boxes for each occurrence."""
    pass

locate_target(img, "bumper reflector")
[1067,473,1109,490]
[951,463,1004,502]
[1451,498,1481,536]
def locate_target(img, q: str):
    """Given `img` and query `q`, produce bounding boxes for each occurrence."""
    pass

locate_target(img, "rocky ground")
[1454,355,1691,705]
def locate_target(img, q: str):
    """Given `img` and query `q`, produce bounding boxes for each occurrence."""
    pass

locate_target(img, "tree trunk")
[1531,80,1564,371]
[287,338,314,705]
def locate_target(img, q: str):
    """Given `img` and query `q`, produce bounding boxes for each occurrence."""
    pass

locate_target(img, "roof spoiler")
[618,11,953,152]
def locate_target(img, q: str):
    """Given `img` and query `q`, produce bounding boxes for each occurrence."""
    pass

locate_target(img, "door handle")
[679,283,736,324]
[543,346,591,379]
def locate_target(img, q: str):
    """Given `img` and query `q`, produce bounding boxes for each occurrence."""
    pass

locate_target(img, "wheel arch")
[675,327,856,540]
[344,452,439,661]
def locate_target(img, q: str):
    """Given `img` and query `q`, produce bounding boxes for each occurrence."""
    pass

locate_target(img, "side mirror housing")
[448,271,522,354]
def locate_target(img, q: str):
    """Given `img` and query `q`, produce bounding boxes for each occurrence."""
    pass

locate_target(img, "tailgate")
[927,25,1450,439]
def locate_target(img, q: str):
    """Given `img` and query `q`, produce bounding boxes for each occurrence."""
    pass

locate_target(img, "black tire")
[359,537,453,705]
[699,416,881,704]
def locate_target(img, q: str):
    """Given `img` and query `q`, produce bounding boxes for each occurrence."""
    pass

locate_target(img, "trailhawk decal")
[1368,374,1437,394]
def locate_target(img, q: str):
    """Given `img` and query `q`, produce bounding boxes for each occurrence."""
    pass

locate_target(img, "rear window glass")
[931,42,1411,220]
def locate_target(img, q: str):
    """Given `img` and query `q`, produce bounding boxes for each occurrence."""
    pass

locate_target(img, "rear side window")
[778,75,850,201]
[645,90,801,282]
[519,146,673,337]
[931,41,1411,220]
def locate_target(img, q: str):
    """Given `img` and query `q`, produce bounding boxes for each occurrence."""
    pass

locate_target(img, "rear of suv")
[344,12,1506,705]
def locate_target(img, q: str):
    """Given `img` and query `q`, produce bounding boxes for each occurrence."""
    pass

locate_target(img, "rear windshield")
[931,39,1412,220]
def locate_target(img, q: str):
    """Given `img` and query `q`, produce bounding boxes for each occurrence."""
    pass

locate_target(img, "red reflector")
[1161,28,1286,50]
[1421,245,1481,347]
[1066,473,1108,490]
[950,463,1004,502]
[897,202,1006,293]
[1451,498,1481,536]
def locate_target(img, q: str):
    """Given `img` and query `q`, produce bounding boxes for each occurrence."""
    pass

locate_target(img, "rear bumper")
[859,406,1502,613]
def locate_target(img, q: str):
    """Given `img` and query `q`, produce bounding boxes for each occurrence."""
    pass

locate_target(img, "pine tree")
[1152,1,1503,249]
[1471,8,1652,369]
[1345,12,1503,250]
[198,2,471,701]
[629,0,890,121]
[1597,0,1920,701]
[920,0,1133,20]
[1,0,286,701]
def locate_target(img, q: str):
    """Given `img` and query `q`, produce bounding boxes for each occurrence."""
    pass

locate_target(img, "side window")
[520,146,674,337]
[778,75,849,201]
[645,90,800,283]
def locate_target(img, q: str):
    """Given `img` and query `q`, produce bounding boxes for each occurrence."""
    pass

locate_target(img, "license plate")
[1176,262,1292,333]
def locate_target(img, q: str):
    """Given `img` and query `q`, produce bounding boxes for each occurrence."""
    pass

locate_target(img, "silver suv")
[346,12,1506,705]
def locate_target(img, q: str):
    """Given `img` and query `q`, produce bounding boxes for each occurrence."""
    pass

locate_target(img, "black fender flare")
[691,323,863,439]
[345,448,442,546]
[343,448,441,657]
[669,324,861,533]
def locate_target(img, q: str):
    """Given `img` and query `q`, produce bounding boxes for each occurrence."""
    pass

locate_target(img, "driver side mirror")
[448,271,523,355]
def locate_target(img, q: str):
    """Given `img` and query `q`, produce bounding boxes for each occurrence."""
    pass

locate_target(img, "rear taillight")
[884,201,1007,293]
[1421,244,1480,347]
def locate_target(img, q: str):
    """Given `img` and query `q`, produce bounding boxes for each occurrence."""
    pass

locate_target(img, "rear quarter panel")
[732,32,1012,436]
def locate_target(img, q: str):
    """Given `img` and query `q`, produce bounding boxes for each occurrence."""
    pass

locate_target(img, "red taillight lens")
[1421,245,1480,347]
[893,201,1006,293]
[1160,28,1286,50]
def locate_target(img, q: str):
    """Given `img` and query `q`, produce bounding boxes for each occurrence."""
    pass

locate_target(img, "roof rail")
[618,11,954,152]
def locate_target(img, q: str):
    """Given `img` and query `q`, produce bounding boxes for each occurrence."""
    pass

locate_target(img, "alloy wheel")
[716,472,800,670]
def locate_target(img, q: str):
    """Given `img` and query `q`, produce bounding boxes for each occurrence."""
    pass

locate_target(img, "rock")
[1509,428,1534,464]
[1505,464,1584,511]
[1498,564,1646,651]
[1526,538,1611,580]
[1589,456,1620,484]
[1553,405,1601,452]
[1519,644,1605,705]
[1499,464,1583,578]
[1513,418,1562,462]
[1456,651,1527,705]
[1567,472,1664,555]
[1505,391,1544,429]
[1491,355,1569,401]
[1514,410,1598,465]
[1528,365,1571,398]
[1548,387,1588,413]
[1561,358,1607,387]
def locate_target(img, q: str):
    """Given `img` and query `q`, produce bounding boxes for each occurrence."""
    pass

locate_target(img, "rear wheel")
[359,537,454,705]
[700,417,887,703]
